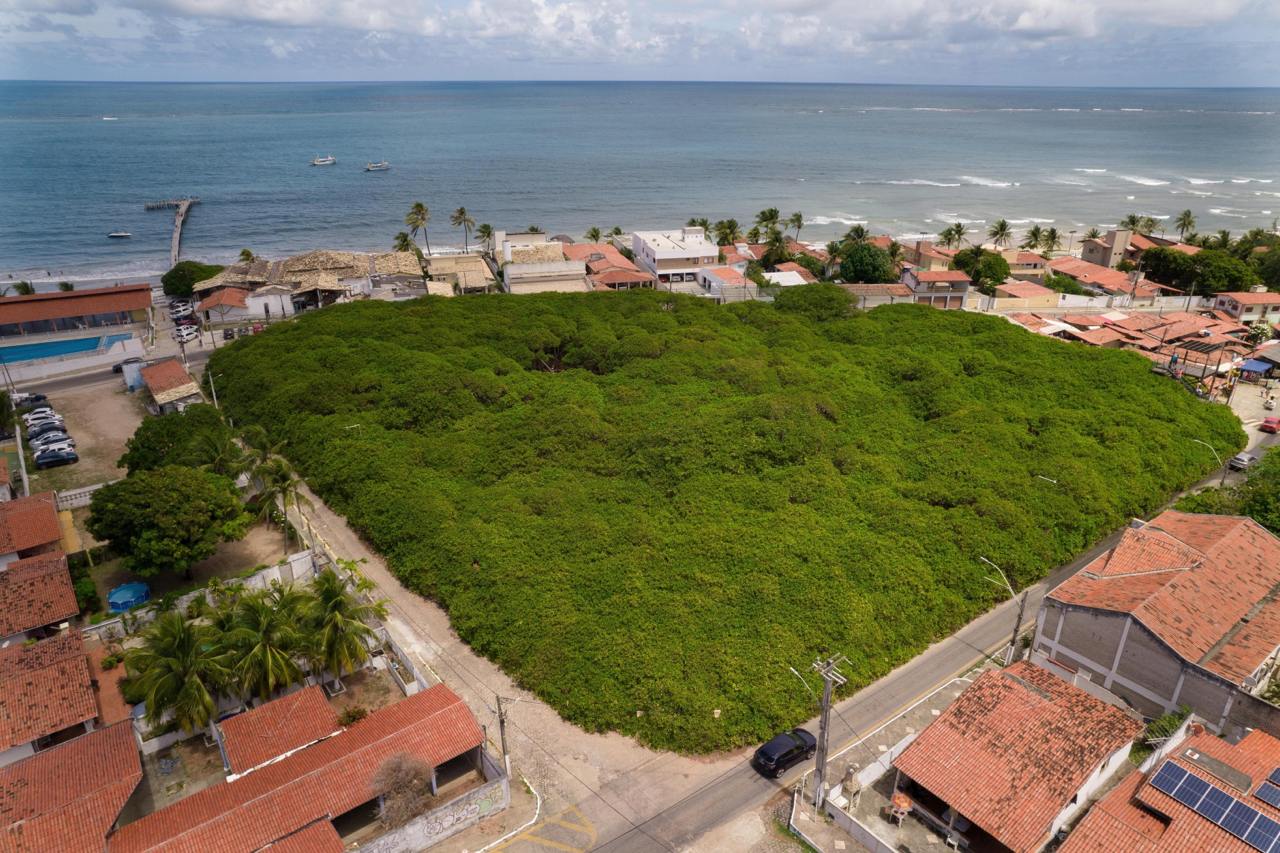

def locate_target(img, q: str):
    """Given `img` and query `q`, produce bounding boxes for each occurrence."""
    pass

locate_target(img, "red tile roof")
[1048,257,1137,294]
[1007,312,1051,332]
[0,631,97,752]
[0,284,152,326]
[139,359,198,399]
[561,244,655,288]
[839,283,913,299]
[0,493,61,556]
[1013,252,1047,266]
[894,662,1141,853]
[1063,728,1280,853]
[706,267,750,287]
[0,722,142,853]
[773,262,818,283]
[1059,326,1126,346]
[787,239,829,261]
[995,281,1055,299]
[913,270,972,283]
[109,684,484,853]
[1221,291,1280,306]
[1050,511,1280,684]
[219,686,341,775]
[0,551,78,638]
[255,819,343,853]
[0,458,8,488]
[197,288,248,312]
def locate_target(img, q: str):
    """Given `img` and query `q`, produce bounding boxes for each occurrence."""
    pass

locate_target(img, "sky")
[1,0,1279,86]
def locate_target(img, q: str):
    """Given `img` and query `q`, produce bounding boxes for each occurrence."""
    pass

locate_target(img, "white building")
[633,227,720,286]
[503,260,589,295]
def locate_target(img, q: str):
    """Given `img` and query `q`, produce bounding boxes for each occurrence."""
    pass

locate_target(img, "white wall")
[0,742,36,768]
[246,291,295,319]
[1047,741,1133,841]
[6,337,144,383]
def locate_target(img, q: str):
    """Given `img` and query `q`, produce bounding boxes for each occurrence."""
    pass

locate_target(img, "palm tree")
[393,232,414,253]
[405,202,430,255]
[987,219,1013,248]
[842,224,870,246]
[450,207,475,253]
[713,219,743,246]
[939,223,966,249]
[584,227,602,243]
[756,208,781,234]
[788,212,805,240]
[608,226,623,237]
[824,241,843,279]
[1215,229,1233,250]
[1175,210,1196,240]
[241,424,283,468]
[1021,225,1045,250]
[475,223,493,253]
[238,248,256,263]
[306,566,388,688]
[200,431,251,481]
[13,281,34,296]
[1120,213,1157,235]
[1084,227,1102,240]
[254,457,313,548]
[746,226,761,243]
[228,587,308,701]
[526,225,544,234]
[886,240,904,272]
[1041,227,1062,256]
[57,281,74,292]
[125,611,231,738]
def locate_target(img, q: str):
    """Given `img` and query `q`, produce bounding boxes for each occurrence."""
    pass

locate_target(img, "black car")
[28,421,68,440]
[34,448,78,469]
[112,356,144,374]
[753,728,817,778]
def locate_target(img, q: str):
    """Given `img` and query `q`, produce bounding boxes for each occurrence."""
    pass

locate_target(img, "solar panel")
[1151,761,1188,795]
[1258,784,1280,809]
[1269,768,1280,787]
[1198,787,1234,823]
[1175,774,1211,808]
[1224,801,1262,839]
[1247,817,1280,851]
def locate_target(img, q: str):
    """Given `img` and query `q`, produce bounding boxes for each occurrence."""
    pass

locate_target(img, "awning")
[1241,359,1274,374]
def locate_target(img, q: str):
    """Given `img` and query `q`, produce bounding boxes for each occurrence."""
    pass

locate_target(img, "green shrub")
[208,291,1244,752]
[339,705,368,726]
[161,260,224,298]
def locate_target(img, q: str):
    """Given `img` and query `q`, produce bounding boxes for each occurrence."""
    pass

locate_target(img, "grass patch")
[208,288,1243,752]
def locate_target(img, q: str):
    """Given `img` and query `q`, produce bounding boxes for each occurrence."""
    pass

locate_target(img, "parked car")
[28,421,68,440]
[1261,417,1280,435]
[112,356,145,374]
[21,407,57,424]
[1228,452,1259,471]
[173,325,199,343]
[34,448,78,469]
[169,303,194,319]
[752,728,816,779]
[25,418,65,433]
[30,432,74,450]
[34,440,75,455]
[175,316,199,328]
[11,392,47,406]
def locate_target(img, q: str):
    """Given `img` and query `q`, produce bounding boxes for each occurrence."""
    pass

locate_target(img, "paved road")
[16,347,210,397]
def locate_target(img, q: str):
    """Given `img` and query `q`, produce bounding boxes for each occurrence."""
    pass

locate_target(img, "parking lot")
[21,378,147,493]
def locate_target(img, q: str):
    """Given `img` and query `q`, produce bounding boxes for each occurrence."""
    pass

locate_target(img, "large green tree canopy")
[209,291,1243,751]
[117,403,234,474]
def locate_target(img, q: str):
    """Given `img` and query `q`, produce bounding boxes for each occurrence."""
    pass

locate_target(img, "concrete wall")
[6,337,144,383]
[0,742,36,768]
[1047,742,1133,841]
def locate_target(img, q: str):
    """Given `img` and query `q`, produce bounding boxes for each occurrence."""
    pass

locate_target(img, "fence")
[377,626,434,696]
[56,481,115,510]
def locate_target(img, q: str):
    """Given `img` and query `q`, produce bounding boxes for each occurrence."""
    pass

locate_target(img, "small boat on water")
[364,161,390,172]
[102,116,118,121]
[107,231,132,239]
[311,155,336,166]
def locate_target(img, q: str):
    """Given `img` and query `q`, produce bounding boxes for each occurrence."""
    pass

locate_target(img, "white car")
[173,325,199,343]
[30,433,74,449]
[169,303,194,319]
[21,407,57,424]
[25,416,65,431]
[34,440,75,455]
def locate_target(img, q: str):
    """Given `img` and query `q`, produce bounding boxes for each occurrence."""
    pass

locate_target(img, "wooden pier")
[146,197,200,266]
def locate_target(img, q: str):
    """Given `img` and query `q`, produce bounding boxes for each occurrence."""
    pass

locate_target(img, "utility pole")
[981,557,1022,666]
[1009,591,1029,666]
[811,654,848,810]
[207,371,219,410]
[496,695,511,776]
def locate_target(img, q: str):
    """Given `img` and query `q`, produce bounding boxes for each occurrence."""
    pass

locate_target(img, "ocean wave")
[1186,189,1215,197]
[1007,218,1056,224]
[1074,168,1107,173]
[1118,175,1170,186]
[1232,177,1274,184]
[1209,207,1250,218]
[997,108,1041,112]
[1255,191,1280,198]
[937,215,986,225]
[959,175,1014,188]
[1054,108,1081,112]
[1120,108,1144,112]
[886,179,962,187]
[1185,177,1225,185]
[1048,178,1090,186]
[807,214,867,226]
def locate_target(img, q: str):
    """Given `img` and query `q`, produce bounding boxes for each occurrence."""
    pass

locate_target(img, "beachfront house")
[562,243,656,291]
[632,227,719,287]
[422,254,490,295]
[1081,229,1201,269]
[139,358,203,414]
[696,266,759,303]
[1215,288,1280,323]
[900,268,972,309]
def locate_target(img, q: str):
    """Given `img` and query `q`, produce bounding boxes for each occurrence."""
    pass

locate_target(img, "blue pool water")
[0,333,132,364]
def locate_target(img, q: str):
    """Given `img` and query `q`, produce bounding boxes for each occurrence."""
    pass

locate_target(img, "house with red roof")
[1062,725,1280,853]
[0,631,99,767]
[900,268,972,310]
[1032,511,1280,741]
[696,266,759,304]
[1081,228,1201,269]
[561,243,656,291]
[994,279,1059,309]
[0,551,78,645]
[108,684,499,853]
[1216,288,1280,323]
[903,240,956,272]
[139,358,204,415]
[0,492,63,569]
[0,721,143,852]
[892,661,1142,853]
[839,282,914,309]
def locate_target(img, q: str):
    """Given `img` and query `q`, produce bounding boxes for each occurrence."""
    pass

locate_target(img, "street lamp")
[1190,439,1229,487]
[980,557,1026,666]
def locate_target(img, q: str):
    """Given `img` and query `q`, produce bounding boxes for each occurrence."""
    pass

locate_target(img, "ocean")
[1,81,1278,285]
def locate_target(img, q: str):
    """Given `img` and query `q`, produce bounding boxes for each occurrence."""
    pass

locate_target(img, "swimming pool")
[0,333,132,364]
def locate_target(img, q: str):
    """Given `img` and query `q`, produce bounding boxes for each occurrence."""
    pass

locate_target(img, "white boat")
[311,155,336,166]
[107,231,132,239]
[102,116,118,121]
[364,161,390,172]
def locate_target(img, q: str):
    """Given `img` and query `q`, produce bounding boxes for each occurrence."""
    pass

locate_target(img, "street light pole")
[207,371,220,410]
[980,556,1022,665]
[1190,439,1228,487]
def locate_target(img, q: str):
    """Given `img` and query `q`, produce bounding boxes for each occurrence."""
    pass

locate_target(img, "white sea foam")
[807,214,867,226]
[1127,196,1136,200]
[1118,175,1170,186]
[1186,190,1215,197]
[886,179,962,187]
[1264,211,1274,216]
[1074,168,1107,173]
[1232,177,1274,184]
[1185,177,1225,185]
[1007,218,1056,224]
[1048,178,1089,186]
[1209,207,1250,218]
[959,175,1013,188]
[1054,108,1081,112]
[1120,108,1144,112]
[1255,191,1280,198]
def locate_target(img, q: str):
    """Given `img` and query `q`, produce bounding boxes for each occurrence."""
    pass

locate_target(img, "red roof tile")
[773,262,818,283]
[914,270,971,283]
[1050,512,1280,683]
[0,552,78,638]
[1221,291,1280,306]
[1059,326,1126,346]
[0,284,152,326]
[139,359,197,398]
[255,819,343,853]
[705,267,750,287]
[840,283,913,298]
[0,458,9,489]
[109,685,484,853]
[1014,252,1047,266]
[0,631,97,752]
[197,288,248,312]
[561,244,655,288]
[894,662,1141,853]
[1049,257,1137,294]
[995,281,1055,299]
[787,239,829,261]
[219,687,340,775]
[0,493,61,556]
[0,722,142,853]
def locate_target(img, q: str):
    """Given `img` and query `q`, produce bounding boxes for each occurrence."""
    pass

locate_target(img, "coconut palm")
[1120,213,1157,235]
[254,458,312,548]
[13,281,34,296]
[450,207,475,252]
[475,223,493,249]
[584,226,602,243]
[713,219,743,246]
[228,586,308,701]
[824,241,843,278]
[755,208,781,235]
[842,224,870,246]
[608,226,623,237]
[788,212,805,240]
[987,219,1013,248]
[241,424,283,468]
[939,223,966,249]
[405,202,430,255]
[1041,227,1063,256]
[306,566,388,687]
[1215,229,1233,250]
[1021,225,1046,250]
[200,430,251,481]
[886,240,904,271]
[238,248,256,263]
[1175,210,1196,240]
[1084,227,1102,240]
[526,225,543,234]
[125,611,231,737]
[746,226,761,243]
[57,281,75,292]
[393,232,414,254]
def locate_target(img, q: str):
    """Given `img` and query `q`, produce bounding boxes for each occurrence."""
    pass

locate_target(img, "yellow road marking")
[494,805,597,852]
